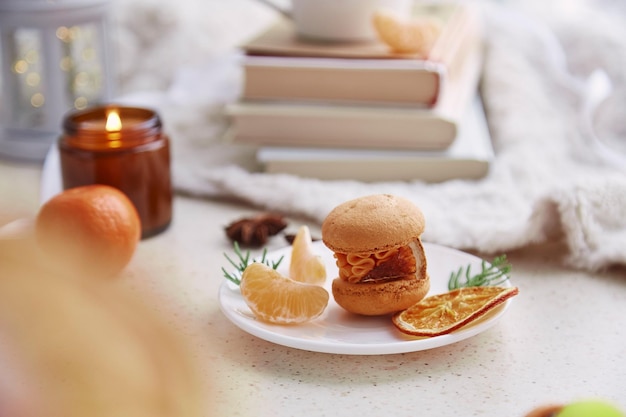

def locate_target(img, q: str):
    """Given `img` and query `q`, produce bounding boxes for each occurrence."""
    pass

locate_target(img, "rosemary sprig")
[448,255,512,290]
[222,241,284,285]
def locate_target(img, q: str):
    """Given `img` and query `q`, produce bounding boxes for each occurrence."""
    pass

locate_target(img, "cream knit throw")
[113,1,626,272]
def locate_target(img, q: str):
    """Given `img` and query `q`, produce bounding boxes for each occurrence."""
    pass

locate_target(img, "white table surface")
[1,158,624,417]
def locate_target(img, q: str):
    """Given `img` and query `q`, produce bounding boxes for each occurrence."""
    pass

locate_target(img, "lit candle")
[58,106,173,238]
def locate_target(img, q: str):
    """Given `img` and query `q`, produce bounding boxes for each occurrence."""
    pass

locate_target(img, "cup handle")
[255,0,292,19]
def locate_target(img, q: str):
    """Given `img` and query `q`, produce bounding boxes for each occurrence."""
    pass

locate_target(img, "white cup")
[259,0,414,42]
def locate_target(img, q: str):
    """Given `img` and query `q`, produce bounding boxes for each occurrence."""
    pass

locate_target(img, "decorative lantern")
[0,0,114,161]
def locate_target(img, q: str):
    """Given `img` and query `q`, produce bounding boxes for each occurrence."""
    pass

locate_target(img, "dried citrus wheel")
[35,184,141,278]
[372,10,442,55]
[392,286,519,337]
[289,225,326,285]
[240,262,329,324]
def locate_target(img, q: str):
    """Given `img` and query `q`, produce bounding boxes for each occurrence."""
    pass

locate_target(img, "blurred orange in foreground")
[35,184,141,278]
[0,238,207,417]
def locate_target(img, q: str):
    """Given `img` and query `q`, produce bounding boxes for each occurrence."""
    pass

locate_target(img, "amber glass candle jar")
[59,106,172,238]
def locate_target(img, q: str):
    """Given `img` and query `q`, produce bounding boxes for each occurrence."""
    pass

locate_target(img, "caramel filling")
[334,241,420,283]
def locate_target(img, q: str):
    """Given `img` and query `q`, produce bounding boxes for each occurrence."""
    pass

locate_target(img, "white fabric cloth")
[112,1,626,272]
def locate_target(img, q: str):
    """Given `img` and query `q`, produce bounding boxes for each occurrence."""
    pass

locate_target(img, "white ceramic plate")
[218,241,515,355]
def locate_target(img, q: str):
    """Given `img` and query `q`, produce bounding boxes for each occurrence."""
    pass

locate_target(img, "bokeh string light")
[0,0,114,161]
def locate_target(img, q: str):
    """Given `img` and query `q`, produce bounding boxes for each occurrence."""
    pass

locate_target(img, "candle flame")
[105,110,122,132]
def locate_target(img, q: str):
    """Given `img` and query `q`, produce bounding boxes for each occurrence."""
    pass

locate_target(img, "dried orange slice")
[372,10,442,55]
[289,225,326,285]
[392,286,519,337]
[240,262,329,324]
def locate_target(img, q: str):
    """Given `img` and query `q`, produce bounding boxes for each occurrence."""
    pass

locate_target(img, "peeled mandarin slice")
[240,262,329,325]
[372,10,442,55]
[289,225,326,285]
[392,286,519,337]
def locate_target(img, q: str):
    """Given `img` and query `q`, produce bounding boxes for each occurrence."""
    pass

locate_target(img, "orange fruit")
[35,184,141,278]
[372,10,442,55]
[524,405,564,417]
[289,225,326,285]
[392,286,519,337]
[0,243,206,417]
[240,262,329,324]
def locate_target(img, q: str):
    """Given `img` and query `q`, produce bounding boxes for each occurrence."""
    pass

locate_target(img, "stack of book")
[226,2,492,182]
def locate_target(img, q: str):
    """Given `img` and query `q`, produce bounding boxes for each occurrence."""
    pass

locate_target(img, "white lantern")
[0,0,114,161]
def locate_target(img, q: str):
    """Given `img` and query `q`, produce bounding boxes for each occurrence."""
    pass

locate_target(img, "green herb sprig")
[448,255,512,290]
[222,241,284,285]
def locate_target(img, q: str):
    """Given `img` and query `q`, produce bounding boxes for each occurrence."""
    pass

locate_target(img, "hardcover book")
[240,2,475,106]
[256,96,494,183]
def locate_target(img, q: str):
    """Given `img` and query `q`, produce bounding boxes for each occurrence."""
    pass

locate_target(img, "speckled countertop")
[1,160,624,417]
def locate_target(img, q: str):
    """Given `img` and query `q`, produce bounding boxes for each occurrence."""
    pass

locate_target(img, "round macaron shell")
[321,194,425,254]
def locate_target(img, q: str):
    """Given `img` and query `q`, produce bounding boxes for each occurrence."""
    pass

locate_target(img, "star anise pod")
[224,213,288,247]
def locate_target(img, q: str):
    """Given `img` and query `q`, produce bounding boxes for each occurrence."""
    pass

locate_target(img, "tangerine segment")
[392,286,519,337]
[289,225,326,285]
[372,10,442,55]
[240,263,329,325]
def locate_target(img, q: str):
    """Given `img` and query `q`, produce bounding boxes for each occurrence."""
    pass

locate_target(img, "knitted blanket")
[112,0,626,272]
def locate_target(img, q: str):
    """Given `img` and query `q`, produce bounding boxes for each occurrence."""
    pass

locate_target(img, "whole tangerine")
[35,184,141,278]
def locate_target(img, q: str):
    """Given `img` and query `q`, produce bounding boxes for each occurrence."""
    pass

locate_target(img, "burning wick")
[105,110,122,132]
[105,109,122,146]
